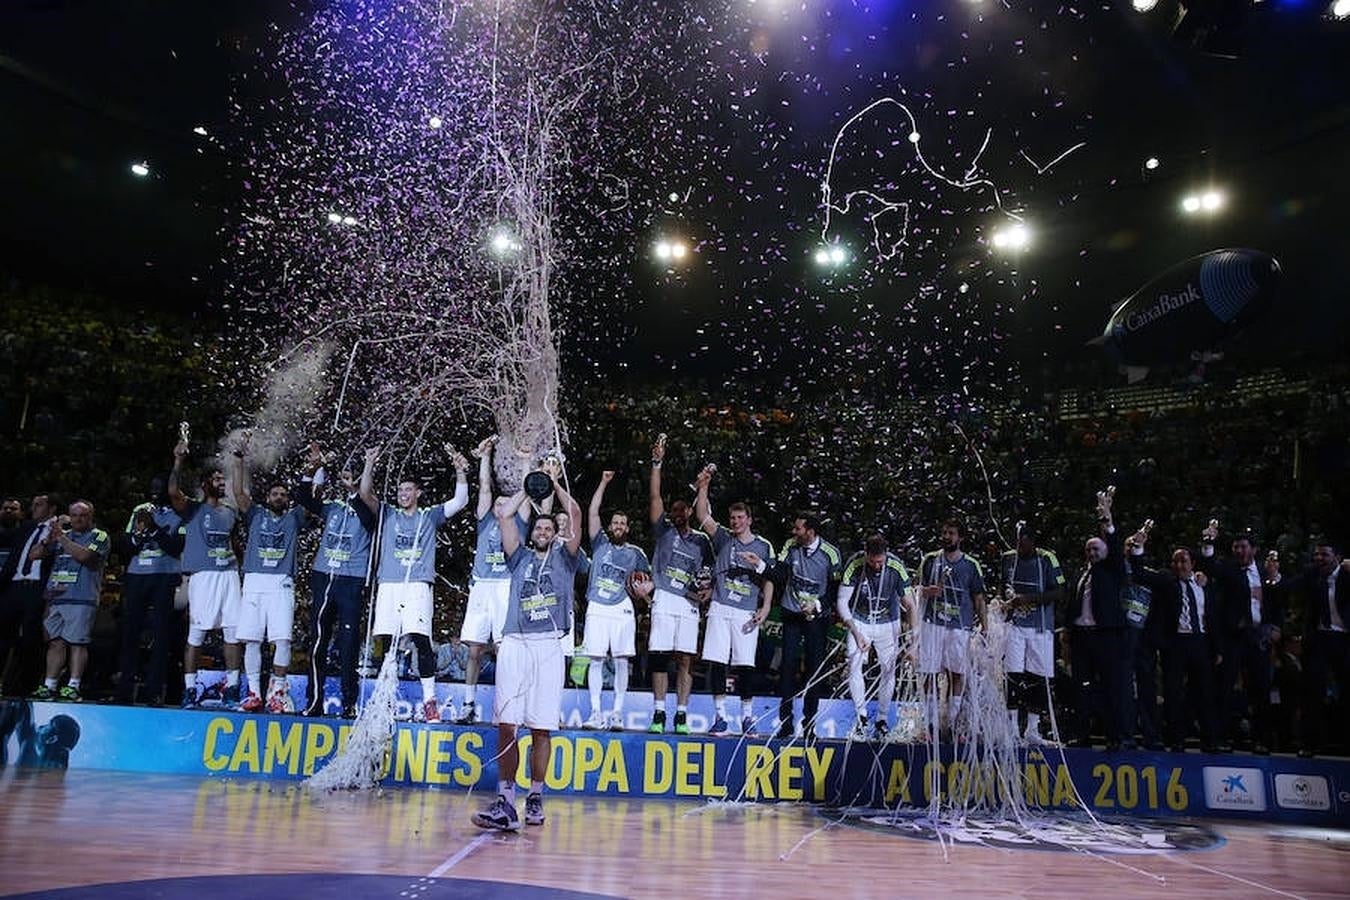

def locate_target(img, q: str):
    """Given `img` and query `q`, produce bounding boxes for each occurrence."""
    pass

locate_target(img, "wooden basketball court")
[2,768,1347,899]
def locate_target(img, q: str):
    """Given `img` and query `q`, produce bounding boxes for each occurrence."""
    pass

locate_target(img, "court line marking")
[1166,854,1308,900]
[427,833,493,878]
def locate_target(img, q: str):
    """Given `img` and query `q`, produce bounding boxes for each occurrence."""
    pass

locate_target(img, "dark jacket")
[1269,565,1350,639]
[1133,565,1222,655]
[1069,527,1128,628]
[0,520,56,588]
[1194,550,1284,638]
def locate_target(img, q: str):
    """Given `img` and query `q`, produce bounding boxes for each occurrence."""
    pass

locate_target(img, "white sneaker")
[849,717,871,742]
[607,712,625,732]
[1025,731,1058,748]
[583,712,606,730]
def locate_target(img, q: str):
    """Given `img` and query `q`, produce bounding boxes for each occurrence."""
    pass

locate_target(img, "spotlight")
[812,243,849,269]
[130,162,150,177]
[326,212,344,224]
[653,238,688,264]
[1182,195,1202,213]
[654,240,672,261]
[990,222,1030,252]
[1181,189,1225,215]
[489,226,521,256]
[428,115,443,129]
[670,241,688,259]
[341,215,359,226]
[1335,0,1350,18]
[1133,0,1159,10]
[1201,190,1224,211]
[908,131,921,144]
[1144,156,1160,170]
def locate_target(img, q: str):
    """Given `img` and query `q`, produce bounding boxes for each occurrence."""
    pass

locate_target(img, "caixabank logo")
[1202,767,1267,812]
[1274,774,1331,812]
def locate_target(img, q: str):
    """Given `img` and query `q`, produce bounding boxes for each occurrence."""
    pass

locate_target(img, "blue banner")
[2,699,1346,827]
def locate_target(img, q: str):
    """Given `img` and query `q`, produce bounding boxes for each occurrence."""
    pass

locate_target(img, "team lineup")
[21,430,1083,833]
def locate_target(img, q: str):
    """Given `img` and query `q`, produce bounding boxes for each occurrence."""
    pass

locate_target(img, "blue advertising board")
[3,699,1347,827]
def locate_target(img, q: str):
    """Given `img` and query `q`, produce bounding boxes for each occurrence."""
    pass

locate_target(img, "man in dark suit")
[1068,489,1132,750]
[1134,542,1222,753]
[1267,540,1350,757]
[1196,524,1283,753]
[0,494,60,696]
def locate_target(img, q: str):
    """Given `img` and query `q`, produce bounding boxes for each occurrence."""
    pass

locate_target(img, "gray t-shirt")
[711,526,774,614]
[585,532,651,607]
[1001,549,1064,632]
[841,552,909,624]
[242,505,309,577]
[776,538,843,614]
[651,517,713,598]
[179,501,238,575]
[126,506,182,577]
[46,528,111,606]
[376,504,450,585]
[471,511,530,583]
[502,543,580,636]
[920,551,987,629]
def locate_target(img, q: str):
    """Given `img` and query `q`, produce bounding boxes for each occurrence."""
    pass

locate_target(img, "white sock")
[45,677,58,690]
[245,643,263,696]
[184,673,197,691]
[1026,712,1041,735]
[462,683,475,706]
[224,670,240,687]
[420,677,436,703]
[715,697,729,719]
[530,780,544,796]
[588,659,604,715]
[499,781,516,804]
[612,658,629,714]
[68,677,81,689]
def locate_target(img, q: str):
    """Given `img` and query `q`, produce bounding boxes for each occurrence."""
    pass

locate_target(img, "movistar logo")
[1124,283,1202,332]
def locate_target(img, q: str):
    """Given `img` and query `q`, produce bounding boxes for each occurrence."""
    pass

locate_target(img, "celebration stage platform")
[3,694,1346,828]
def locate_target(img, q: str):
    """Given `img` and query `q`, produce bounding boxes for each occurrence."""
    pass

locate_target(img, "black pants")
[1070,626,1129,745]
[0,581,47,696]
[779,610,828,725]
[1162,632,1217,748]
[1124,626,1161,745]
[1216,626,1273,746]
[305,572,367,712]
[116,573,180,702]
[1301,630,1350,752]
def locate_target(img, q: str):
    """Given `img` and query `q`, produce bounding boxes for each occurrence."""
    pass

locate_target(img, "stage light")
[489,226,521,257]
[428,115,443,129]
[1133,0,1159,10]
[812,243,849,269]
[1201,189,1224,211]
[341,215,359,226]
[670,241,688,259]
[326,212,344,224]
[1181,195,1202,213]
[1144,156,1160,170]
[1332,0,1350,18]
[130,162,150,177]
[653,238,689,264]
[991,222,1030,252]
[654,240,672,260]
[1182,189,1225,215]
[908,131,921,144]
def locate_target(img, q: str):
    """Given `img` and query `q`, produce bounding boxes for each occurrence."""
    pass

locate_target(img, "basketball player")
[456,436,514,725]
[295,443,378,719]
[581,470,652,731]
[647,435,713,734]
[472,470,582,832]
[917,519,987,735]
[694,465,774,736]
[770,511,842,740]
[229,446,315,713]
[838,534,916,741]
[1000,525,1064,744]
[30,501,109,702]
[359,445,469,724]
[169,439,243,708]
